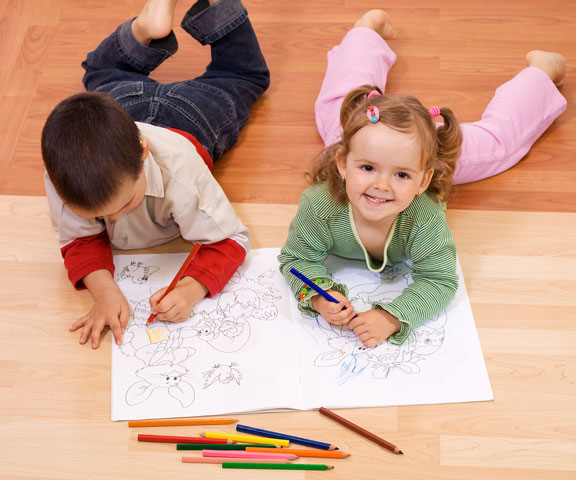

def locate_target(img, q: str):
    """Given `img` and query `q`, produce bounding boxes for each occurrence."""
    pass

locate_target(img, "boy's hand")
[70,286,130,349]
[149,277,209,323]
[349,309,401,348]
[311,290,356,326]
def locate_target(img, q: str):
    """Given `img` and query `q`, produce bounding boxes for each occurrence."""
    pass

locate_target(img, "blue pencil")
[236,424,338,451]
[289,268,339,303]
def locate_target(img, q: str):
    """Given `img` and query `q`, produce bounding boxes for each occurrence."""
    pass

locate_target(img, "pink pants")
[315,28,567,184]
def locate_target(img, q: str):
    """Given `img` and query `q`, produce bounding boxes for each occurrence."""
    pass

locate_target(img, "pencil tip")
[345,453,351,457]
[399,450,404,455]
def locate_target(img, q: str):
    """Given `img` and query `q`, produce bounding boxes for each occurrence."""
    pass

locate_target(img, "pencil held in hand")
[146,243,201,326]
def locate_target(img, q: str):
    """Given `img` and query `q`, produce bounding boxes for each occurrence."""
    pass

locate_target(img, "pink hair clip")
[367,105,380,123]
[366,89,381,100]
[428,106,441,118]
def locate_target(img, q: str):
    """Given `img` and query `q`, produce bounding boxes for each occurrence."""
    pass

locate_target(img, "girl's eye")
[361,165,374,172]
[396,171,410,179]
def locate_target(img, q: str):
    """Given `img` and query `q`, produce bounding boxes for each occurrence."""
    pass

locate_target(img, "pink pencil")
[202,450,298,460]
[182,457,290,464]
[138,434,232,444]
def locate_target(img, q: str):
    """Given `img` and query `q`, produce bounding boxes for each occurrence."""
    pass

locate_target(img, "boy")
[41,0,269,349]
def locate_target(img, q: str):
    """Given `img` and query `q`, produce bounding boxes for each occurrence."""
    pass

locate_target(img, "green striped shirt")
[278,183,458,344]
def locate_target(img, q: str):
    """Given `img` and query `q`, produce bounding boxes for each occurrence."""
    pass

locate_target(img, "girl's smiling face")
[337,123,434,227]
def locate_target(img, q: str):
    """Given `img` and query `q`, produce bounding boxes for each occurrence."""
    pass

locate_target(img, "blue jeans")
[81,0,270,161]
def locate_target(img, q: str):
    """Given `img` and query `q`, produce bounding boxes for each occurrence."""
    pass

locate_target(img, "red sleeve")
[183,238,246,297]
[165,127,213,172]
[61,231,115,290]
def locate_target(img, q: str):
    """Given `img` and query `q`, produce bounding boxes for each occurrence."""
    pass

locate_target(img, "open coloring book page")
[111,248,493,420]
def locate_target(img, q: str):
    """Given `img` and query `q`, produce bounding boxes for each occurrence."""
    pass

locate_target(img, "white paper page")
[295,256,494,409]
[111,249,302,421]
[111,248,492,420]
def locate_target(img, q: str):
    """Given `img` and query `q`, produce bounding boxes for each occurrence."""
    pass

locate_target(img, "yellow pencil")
[200,431,290,447]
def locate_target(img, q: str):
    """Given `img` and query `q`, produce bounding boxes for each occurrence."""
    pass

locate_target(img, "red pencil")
[138,434,233,444]
[146,243,201,326]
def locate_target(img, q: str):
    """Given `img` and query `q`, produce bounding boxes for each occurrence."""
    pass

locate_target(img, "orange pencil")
[128,418,238,427]
[246,447,350,458]
[146,243,201,326]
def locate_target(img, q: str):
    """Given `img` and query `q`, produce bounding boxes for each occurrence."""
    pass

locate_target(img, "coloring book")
[111,248,493,420]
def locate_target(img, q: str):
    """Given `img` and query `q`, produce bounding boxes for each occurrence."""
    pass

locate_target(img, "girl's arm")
[277,193,349,315]
[373,215,458,344]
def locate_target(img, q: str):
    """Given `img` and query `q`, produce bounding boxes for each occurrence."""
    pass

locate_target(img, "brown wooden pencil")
[318,407,403,455]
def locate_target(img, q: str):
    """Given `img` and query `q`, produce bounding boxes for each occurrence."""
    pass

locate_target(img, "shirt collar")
[142,150,165,198]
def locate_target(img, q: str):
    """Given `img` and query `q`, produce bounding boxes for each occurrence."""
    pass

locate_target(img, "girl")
[278,10,567,348]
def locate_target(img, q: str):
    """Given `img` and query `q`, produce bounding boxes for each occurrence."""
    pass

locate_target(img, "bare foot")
[132,0,179,46]
[354,9,397,39]
[526,50,566,87]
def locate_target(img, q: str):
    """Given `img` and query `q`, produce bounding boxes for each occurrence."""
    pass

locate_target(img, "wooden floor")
[1,1,575,479]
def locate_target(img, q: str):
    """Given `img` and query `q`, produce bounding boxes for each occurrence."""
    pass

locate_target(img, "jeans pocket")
[165,81,236,139]
[94,81,145,101]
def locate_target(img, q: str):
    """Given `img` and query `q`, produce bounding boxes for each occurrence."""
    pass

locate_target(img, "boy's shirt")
[45,122,250,297]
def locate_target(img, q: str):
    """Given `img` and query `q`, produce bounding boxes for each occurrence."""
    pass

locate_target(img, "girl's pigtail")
[308,85,383,204]
[428,107,463,201]
[340,85,382,127]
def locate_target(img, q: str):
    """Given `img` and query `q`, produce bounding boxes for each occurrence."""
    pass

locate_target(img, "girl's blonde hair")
[308,85,463,203]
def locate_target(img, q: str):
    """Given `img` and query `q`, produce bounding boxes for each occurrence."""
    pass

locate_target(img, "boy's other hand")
[149,277,208,324]
[311,290,356,326]
[70,287,130,349]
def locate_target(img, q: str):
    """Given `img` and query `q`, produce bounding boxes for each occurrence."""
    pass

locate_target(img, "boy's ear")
[419,168,434,195]
[140,137,149,162]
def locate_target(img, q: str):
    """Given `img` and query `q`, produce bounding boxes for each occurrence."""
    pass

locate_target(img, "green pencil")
[222,463,334,470]
[176,443,278,450]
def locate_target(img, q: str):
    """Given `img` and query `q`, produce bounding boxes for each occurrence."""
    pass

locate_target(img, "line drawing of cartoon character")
[202,362,243,389]
[117,261,160,284]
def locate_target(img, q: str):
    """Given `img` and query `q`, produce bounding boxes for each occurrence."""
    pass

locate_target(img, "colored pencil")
[203,450,297,460]
[236,424,337,451]
[138,434,232,444]
[182,457,290,464]
[222,463,334,470]
[146,243,201,325]
[246,447,350,458]
[177,443,278,450]
[318,407,403,455]
[289,268,356,317]
[200,431,289,447]
[128,417,237,427]
[289,268,339,303]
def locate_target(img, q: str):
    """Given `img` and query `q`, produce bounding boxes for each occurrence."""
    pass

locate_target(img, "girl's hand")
[311,290,356,326]
[349,309,401,347]
[149,277,209,323]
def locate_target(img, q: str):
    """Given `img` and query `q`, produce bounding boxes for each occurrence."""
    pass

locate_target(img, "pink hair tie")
[428,106,441,118]
[366,89,381,100]
[367,105,380,123]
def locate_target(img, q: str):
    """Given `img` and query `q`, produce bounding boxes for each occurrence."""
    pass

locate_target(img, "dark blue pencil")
[289,267,356,317]
[289,268,339,303]
[236,424,338,451]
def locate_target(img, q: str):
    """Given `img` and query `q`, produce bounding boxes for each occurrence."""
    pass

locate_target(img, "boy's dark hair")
[41,92,144,211]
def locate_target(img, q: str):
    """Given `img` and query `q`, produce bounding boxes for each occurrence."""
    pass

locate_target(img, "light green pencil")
[222,462,334,470]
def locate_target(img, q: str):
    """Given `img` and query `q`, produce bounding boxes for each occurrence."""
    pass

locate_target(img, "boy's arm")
[181,238,246,297]
[45,172,114,288]
[171,169,250,296]
[61,231,115,289]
